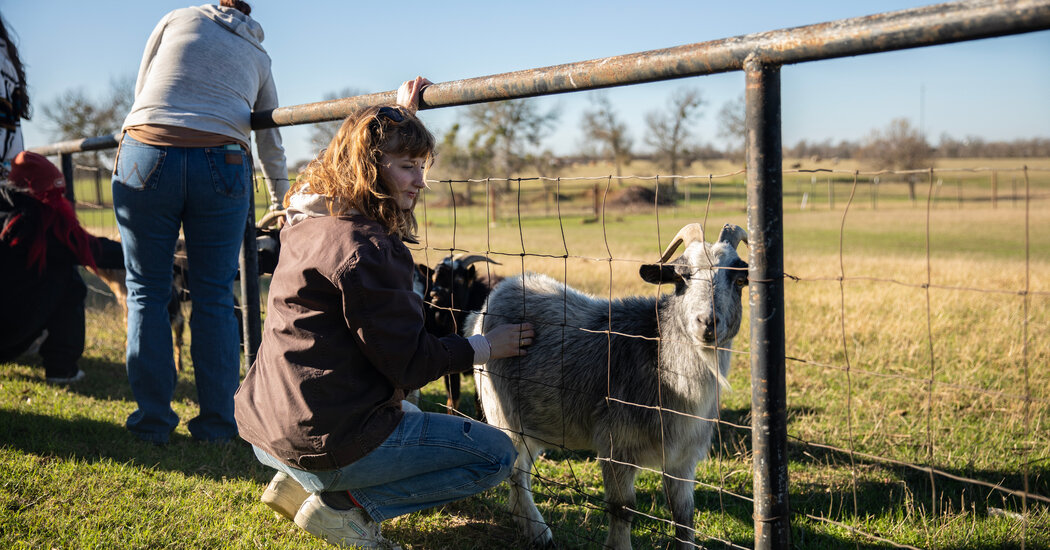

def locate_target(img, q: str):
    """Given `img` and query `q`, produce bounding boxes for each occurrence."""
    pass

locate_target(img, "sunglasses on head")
[376,106,405,124]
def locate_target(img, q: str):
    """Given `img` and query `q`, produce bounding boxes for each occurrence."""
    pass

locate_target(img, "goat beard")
[1,188,97,273]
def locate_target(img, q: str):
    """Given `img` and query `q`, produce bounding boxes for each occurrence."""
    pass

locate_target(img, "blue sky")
[3,1,1048,165]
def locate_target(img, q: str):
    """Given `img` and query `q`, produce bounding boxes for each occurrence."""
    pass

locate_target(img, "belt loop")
[112,130,127,176]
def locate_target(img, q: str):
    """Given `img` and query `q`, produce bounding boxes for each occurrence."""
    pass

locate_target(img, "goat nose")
[699,315,717,342]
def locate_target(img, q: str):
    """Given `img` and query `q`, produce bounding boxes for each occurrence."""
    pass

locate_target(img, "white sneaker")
[294,494,401,549]
[261,471,310,521]
[46,369,86,384]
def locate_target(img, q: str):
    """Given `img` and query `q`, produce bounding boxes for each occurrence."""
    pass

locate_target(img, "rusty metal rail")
[30,0,1050,151]
[251,0,1050,129]
[29,1,1050,548]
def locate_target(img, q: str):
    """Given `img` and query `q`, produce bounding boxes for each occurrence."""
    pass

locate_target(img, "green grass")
[6,160,1049,548]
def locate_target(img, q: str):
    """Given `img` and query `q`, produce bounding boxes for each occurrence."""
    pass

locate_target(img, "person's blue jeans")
[112,135,250,443]
[252,401,517,521]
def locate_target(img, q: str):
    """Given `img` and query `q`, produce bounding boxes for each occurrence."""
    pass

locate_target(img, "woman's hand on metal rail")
[396,76,431,113]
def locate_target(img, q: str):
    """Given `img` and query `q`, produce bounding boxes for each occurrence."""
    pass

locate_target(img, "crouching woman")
[234,78,533,550]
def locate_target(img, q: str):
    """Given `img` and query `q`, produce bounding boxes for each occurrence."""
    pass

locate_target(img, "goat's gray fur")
[468,223,748,549]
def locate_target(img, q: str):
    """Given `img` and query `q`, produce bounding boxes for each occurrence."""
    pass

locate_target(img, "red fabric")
[3,151,97,273]
[347,491,363,508]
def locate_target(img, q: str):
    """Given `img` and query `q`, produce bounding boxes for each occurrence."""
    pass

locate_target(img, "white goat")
[469,223,748,549]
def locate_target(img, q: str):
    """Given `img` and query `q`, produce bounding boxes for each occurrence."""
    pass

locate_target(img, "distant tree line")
[933,135,1050,158]
[787,134,1050,161]
[38,80,1049,178]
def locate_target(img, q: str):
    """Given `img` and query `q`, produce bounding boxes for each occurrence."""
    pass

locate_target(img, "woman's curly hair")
[288,105,435,240]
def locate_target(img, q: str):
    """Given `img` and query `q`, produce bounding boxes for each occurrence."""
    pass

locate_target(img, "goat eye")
[735,277,747,288]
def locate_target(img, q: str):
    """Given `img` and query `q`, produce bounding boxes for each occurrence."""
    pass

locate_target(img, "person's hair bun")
[220,0,251,16]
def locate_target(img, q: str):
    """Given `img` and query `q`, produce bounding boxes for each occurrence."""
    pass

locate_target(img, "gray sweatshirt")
[122,4,288,207]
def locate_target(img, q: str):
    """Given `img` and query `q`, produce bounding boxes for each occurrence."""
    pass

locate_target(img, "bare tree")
[432,123,496,205]
[465,99,559,189]
[644,87,704,183]
[580,92,632,177]
[716,95,745,162]
[862,118,931,170]
[41,76,134,169]
[861,118,931,200]
[437,123,493,180]
[308,87,363,150]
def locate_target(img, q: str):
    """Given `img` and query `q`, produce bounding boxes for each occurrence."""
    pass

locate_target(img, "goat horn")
[257,209,286,229]
[452,254,501,267]
[658,223,706,263]
[717,224,748,249]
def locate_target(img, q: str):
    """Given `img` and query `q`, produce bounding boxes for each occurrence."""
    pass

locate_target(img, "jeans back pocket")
[113,139,166,191]
[205,147,250,199]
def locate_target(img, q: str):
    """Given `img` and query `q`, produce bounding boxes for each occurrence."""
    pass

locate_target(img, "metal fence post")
[94,167,103,207]
[60,153,75,203]
[745,55,790,549]
[239,183,262,369]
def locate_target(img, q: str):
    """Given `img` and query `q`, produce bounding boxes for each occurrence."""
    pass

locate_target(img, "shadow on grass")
[6,347,199,406]
[720,403,1048,498]
[1,356,269,484]
[719,405,1047,549]
[0,406,270,483]
[457,403,1049,549]
[387,495,532,550]
[5,358,1044,548]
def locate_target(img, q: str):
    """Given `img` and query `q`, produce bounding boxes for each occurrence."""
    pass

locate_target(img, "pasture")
[2,159,1048,548]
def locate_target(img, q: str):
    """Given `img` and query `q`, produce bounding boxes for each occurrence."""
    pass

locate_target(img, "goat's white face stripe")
[680,242,737,281]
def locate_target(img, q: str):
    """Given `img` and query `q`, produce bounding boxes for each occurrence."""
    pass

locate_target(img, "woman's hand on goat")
[396,76,432,113]
[486,323,535,360]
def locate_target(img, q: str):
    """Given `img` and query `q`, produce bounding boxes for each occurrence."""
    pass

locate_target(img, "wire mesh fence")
[72,161,1039,547]
[383,164,1047,548]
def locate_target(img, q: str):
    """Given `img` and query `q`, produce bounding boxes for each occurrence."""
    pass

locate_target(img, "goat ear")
[639,263,683,286]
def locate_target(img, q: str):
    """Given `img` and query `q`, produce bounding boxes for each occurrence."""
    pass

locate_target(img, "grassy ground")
[4,159,1047,548]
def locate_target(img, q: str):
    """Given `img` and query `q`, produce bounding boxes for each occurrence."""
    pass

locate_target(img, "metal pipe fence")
[31,1,1050,548]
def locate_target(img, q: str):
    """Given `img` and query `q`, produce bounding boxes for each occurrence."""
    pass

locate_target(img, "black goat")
[413,254,501,414]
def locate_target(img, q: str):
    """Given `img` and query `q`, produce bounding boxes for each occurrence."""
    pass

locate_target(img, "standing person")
[0,14,30,176]
[112,0,288,444]
[234,77,535,550]
[1,152,123,383]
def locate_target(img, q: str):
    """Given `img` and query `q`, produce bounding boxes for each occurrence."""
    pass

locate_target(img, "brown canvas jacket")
[234,214,474,470]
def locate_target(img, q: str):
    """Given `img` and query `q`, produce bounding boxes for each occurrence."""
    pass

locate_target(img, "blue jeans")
[252,402,517,521]
[112,135,250,443]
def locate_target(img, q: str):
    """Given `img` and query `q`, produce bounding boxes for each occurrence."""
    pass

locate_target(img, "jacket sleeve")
[90,237,124,270]
[339,244,474,391]
[253,72,289,209]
